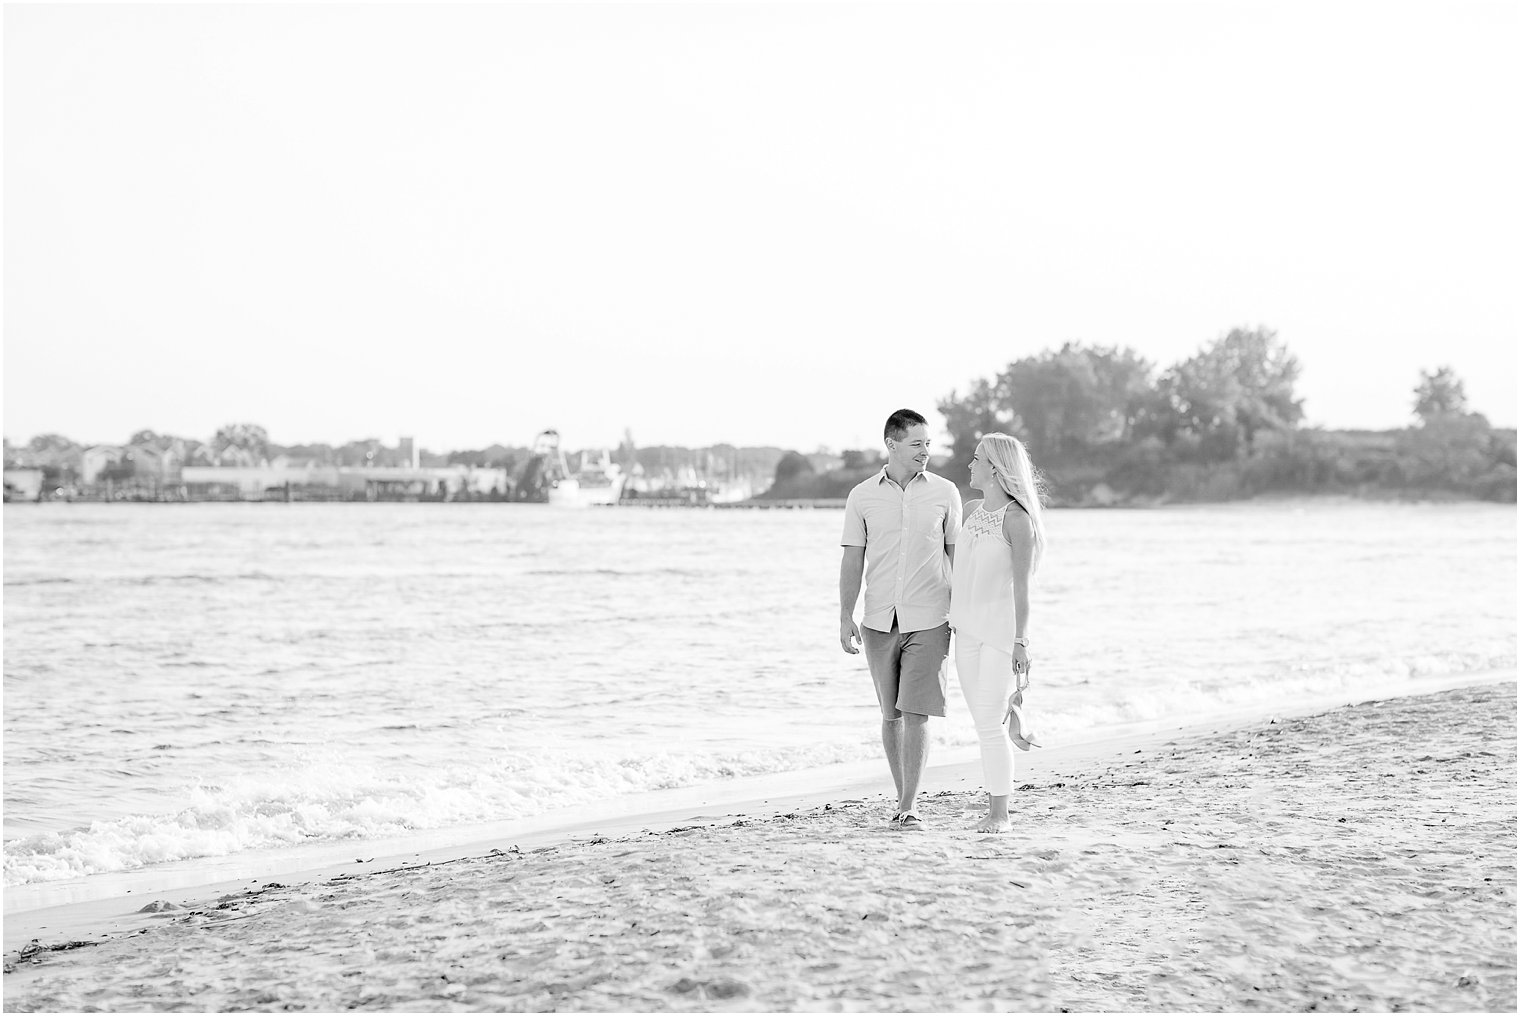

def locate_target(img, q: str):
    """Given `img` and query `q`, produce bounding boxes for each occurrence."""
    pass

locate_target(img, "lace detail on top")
[950,500,1019,651]
[963,503,1010,542]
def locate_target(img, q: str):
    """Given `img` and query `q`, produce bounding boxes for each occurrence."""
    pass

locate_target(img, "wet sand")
[5,681,1515,1012]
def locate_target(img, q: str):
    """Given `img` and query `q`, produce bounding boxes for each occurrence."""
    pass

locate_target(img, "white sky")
[4,1,1516,453]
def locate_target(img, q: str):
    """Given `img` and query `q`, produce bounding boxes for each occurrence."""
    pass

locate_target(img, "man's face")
[886,424,931,476]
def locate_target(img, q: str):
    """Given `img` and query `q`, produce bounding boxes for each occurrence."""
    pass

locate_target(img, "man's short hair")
[884,409,928,443]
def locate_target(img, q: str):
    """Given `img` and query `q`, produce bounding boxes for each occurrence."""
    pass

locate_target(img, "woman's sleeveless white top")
[950,501,1020,653]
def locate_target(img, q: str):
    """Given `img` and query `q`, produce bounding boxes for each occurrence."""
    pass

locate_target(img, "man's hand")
[840,616,862,654]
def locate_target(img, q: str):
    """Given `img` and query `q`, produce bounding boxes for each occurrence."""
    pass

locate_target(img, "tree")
[336,438,384,467]
[283,443,338,466]
[937,343,1150,485]
[213,423,270,463]
[772,450,815,487]
[841,449,884,470]
[997,343,1153,457]
[1156,326,1302,460]
[1397,411,1492,489]
[1413,367,1469,423]
[937,377,1017,486]
[27,433,79,455]
[1396,366,1497,495]
[17,434,82,474]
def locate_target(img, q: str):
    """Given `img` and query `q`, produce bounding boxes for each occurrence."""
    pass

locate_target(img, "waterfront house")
[211,444,263,469]
[3,468,44,502]
[80,446,126,485]
[126,439,184,484]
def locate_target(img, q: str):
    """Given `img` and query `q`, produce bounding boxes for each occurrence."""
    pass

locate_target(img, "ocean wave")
[523,568,706,578]
[1,742,882,886]
[122,573,283,586]
[1028,649,1515,744]
[4,651,1511,887]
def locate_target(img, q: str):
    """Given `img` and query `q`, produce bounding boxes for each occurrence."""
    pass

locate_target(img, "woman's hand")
[1012,645,1031,692]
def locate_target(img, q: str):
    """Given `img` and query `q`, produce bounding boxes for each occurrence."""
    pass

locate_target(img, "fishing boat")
[565,448,625,506]
[513,431,625,506]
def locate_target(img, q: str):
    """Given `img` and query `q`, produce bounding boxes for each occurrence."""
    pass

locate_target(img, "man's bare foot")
[975,814,1011,834]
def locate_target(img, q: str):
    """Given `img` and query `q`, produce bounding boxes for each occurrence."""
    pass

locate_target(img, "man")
[839,408,961,830]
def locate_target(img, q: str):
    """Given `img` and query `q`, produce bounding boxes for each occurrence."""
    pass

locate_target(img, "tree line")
[763,327,1515,504]
[4,425,789,492]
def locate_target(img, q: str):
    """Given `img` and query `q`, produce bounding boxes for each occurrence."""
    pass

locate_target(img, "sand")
[5,681,1515,1013]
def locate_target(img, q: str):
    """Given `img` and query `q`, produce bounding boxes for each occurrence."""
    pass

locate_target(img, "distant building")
[3,468,44,502]
[178,463,509,501]
[211,445,263,468]
[80,446,126,485]
[5,442,82,477]
[126,441,183,484]
[462,467,511,497]
[183,465,340,499]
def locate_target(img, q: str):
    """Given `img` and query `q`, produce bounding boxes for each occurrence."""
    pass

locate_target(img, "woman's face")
[969,444,992,492]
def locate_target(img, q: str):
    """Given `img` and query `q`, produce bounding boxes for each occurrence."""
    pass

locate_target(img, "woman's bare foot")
[975,814,1011,834]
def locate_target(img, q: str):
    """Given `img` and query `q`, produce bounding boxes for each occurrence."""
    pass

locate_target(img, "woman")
[950,433,1047,833]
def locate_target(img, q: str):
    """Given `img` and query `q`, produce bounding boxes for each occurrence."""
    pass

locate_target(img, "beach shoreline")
[5,676,1515,1012]
[6,668,1511,952]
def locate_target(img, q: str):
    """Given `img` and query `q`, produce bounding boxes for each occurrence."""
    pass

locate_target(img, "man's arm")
[839,545,866,653]
[944,488,965,567]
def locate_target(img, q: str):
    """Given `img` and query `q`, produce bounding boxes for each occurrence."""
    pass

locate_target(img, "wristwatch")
[1013,636,1029,647]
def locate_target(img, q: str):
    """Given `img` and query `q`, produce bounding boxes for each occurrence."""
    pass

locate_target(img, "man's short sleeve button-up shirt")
[841,468,962,634]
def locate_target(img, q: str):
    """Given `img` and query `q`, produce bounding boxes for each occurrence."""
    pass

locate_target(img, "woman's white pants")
[954,634,1016,797]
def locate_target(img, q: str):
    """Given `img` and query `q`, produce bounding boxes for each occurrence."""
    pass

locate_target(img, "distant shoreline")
[5,491,1514,509]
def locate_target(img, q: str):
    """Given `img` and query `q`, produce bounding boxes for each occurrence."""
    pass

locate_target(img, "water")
[3,500,1514,888]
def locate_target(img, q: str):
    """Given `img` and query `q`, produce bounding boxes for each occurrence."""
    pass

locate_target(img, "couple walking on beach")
[839,408,1047,834]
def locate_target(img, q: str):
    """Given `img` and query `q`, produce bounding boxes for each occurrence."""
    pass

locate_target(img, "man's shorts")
[861,619,950,719]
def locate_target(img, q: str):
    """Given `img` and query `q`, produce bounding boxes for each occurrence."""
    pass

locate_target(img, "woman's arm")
[1003,507,1037,687]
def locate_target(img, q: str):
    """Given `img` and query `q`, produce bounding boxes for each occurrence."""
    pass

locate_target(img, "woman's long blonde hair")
[979,433,1047,572]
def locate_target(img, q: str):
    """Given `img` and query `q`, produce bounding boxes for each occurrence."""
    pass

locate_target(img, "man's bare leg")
[881,715,905,807]
[898,711,930,815]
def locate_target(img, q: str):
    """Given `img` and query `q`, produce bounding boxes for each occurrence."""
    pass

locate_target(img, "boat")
[564,448,626,506]
[512,431,625,506]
